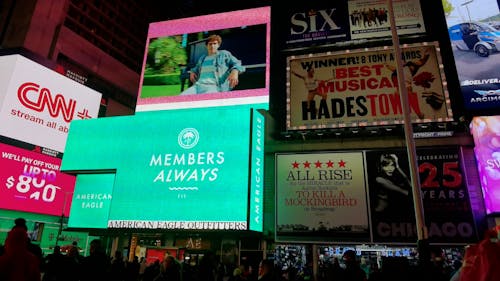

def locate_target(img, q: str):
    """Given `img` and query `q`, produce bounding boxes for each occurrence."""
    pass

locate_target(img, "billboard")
[136,7,271,112]
[444,0,500,111]
[276,147,477,244]
[417,147,477,243]
[365,150,416,243]
[0,55,102,153]
[347,0,425,40]
[281,0,425,48]
[275,152,370,243]
[0,143,75,216]
[366,147,477,244]
[471,116,500,214]
[286,42,452,130]
[62,105,263,231]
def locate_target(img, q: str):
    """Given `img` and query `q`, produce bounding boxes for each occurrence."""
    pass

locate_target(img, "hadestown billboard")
[0,55,102,153]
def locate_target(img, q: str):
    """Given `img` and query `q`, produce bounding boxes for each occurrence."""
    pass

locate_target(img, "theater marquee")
[286,42,453,130]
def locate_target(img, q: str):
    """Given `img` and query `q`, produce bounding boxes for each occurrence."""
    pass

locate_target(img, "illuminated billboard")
[62,105,263,231]
[0,55,102,153]
[286,42,453,130]
[471,116,500,214]
[444,0,500,111]
[279,0,425,49]
[136,7,271,112]
[275,152,370,243]
[276,147,477,244]
[0,143,75,216]
[366,147,476,244]
[249,109,265,232]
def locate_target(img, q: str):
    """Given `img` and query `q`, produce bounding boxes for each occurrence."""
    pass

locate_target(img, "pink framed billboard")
[0,142,76,216]
[136,7,271,112]
[471,116,500,214]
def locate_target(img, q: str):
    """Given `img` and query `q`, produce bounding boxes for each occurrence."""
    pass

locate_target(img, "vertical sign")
[366,150,416,243]
[249,109,264,232]
[418,147,477,243]
[471,116,500,214]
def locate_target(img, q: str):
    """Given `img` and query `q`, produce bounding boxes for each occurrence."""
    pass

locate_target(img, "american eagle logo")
[178,128,199,149]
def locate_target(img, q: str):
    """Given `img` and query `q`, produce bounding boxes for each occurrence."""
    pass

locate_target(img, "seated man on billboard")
[180,34,245,95]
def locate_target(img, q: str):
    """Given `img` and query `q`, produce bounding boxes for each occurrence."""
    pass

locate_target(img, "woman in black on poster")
[373,154,412,216]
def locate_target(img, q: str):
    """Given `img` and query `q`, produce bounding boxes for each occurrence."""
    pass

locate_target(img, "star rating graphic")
[291,160,347,168]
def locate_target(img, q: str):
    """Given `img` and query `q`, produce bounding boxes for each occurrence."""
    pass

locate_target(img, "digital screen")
[444,0,500,111]
[0,55,102,153]
[136,7,270,112]
[0,142,75,216]
[471,116,500,214]
[67,174,114,229]
[249,109,265,232]
[62,105,260,230]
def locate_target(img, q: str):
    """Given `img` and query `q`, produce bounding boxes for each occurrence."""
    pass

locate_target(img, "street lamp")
[462,0,474,23]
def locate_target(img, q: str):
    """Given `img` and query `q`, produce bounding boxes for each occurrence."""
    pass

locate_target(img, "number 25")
[419,161,462,188]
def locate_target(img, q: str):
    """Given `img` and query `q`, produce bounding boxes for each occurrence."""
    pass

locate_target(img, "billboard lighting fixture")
[417,124,429,130]
[436,123,447,130]
[299,131,307,140]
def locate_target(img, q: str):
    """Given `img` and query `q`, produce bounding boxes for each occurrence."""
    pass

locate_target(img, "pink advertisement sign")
[0,143,75,216]
[471,116,500,214]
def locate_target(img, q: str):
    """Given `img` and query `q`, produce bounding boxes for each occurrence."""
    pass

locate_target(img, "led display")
[62,105,262,230]
[0,142,75,216]
[444,0,500,111]
[136,7,271,112]
[471,116,500,214]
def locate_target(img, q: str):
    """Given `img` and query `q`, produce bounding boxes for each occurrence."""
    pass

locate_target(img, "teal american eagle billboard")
[61,105,264,231]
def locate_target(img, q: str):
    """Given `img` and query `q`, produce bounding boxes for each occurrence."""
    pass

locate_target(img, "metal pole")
[386,0,427,241]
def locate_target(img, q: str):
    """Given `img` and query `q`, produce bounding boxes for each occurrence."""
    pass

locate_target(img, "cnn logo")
[17,82,76,123]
